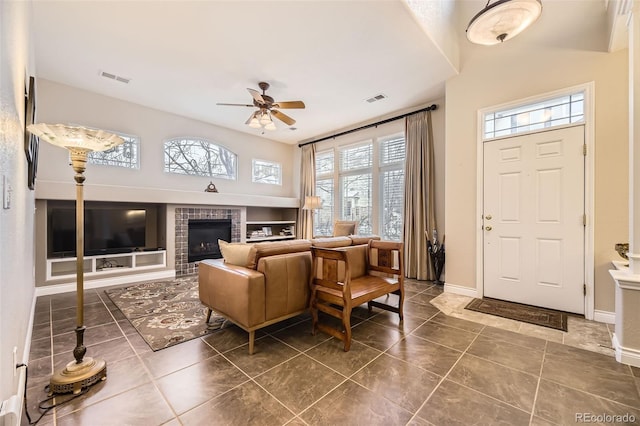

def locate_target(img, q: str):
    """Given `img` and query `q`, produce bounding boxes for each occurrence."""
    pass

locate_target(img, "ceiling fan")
[217,82,305,130]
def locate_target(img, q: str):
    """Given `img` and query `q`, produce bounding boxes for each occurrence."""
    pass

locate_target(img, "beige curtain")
[403,110,436,280]
[298,144,316,239]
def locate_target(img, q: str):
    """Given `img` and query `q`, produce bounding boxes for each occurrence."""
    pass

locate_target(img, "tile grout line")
[405,326,485,425]
[528,339,549,425]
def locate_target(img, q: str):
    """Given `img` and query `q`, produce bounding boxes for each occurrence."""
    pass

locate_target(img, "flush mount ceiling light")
[466,0,542,45]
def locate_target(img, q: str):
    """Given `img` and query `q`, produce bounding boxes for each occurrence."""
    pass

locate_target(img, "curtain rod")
[297,104,437,148]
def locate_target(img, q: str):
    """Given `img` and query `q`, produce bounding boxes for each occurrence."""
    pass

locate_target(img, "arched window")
[164,137,237,180]
[83,129,139,169]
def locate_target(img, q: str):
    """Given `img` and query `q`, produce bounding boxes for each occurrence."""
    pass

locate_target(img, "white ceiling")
[32,0,458,144]
[31,0,612,145]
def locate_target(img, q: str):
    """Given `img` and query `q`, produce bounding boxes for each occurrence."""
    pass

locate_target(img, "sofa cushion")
[311,236,352,248]
[218,240,254,267]
[333,221,358,236]
[247,239,312,270]
[350,235,381,245]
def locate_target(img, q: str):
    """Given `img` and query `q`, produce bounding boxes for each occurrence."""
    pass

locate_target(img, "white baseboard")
[35,269,176,297]
[0,292,34,426]
[612,333,640,367]
[443,282,479,298]
[593,310,615,324]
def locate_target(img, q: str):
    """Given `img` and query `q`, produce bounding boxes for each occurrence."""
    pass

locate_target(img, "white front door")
[483,126,585,314]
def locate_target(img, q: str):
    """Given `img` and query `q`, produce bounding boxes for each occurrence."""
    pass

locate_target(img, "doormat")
[105,275,225,351]
[465,298,568,332]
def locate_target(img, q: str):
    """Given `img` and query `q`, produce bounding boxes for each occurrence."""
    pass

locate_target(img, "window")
[340,143,373,234]
[379,135,405,240]
[484,91,584,140]
[164,137,237,179]
[315,151,334,236]
[252,159,281,185]
[314,133,406,240]
[87,132,139,169]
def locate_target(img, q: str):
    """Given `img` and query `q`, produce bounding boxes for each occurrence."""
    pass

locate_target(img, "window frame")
[251,158,282,185]
[314,131,406,240]
[81,128,140,169]
[163,137,237,180]
[378,133,405,241]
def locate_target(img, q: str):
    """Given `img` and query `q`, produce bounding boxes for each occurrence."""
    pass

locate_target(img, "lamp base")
[49,357,107,395]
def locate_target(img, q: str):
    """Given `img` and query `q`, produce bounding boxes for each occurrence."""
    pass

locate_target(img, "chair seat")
[316,276,399,305]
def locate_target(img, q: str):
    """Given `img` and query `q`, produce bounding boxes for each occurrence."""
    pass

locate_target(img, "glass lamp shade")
[27,123,124,152]
[259,111,272,125]
[248,116,261,128]
[466,0,542,45]
[264,121,277,131]
[302,196,322,210]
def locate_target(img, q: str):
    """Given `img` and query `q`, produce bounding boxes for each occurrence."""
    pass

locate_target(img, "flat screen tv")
[48,207,146,257]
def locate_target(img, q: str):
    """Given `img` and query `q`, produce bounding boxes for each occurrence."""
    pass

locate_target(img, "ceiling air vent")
[100,70,131,84]
[365,93,387,103]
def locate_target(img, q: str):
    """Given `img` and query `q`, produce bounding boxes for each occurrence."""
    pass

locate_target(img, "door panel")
[483,126,585,314]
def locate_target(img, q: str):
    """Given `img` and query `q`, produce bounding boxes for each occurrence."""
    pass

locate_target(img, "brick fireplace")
[174,207,241,276]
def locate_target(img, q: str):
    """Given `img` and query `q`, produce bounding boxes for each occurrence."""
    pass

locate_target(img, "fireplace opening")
[187,219,232,263]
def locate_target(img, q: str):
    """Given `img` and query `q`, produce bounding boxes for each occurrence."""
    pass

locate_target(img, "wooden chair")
[309,240,404,351]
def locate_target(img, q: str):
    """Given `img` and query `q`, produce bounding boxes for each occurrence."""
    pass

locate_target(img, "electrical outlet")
[12,347,17,377]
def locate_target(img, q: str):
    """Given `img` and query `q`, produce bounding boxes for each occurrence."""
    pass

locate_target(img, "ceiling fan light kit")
[218,81,305,131]
[466,0,542,46]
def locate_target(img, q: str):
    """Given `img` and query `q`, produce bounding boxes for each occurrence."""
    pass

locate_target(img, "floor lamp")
[27,124,124,394]
[302,196,322,238]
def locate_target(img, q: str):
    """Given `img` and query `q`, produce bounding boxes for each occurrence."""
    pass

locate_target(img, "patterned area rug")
[465,297,568,332]
[105,275,225,351]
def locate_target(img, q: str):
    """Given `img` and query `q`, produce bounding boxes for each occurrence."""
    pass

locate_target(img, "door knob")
[485,226,492,231]
[485,214,492,220]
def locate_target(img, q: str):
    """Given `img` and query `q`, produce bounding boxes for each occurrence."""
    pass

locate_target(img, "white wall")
[445,5,628,312]
[0,0,36,404]
[35,79,298,201]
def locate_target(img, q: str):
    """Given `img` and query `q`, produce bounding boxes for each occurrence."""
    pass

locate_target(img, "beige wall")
[35,79,298,200]
[445,37,628,312]
[0,0,36,401]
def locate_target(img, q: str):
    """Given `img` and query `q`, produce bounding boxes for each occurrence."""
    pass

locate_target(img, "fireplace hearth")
[187,219,231,263]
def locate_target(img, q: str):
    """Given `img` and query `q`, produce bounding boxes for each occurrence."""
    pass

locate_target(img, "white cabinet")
[46,250,167,281]
[246,221,296,242]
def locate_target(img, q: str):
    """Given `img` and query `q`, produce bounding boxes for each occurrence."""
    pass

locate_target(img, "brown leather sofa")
[198,239,312,354]
[198,235,381,354]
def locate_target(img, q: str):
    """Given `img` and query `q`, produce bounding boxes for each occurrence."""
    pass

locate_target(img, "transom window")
[164,137,237,180]
[483,91,584,140]
[86,131,139,169]
[252,159,282,185]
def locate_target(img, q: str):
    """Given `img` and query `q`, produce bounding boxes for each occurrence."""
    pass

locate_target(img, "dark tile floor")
[23,279,640,426]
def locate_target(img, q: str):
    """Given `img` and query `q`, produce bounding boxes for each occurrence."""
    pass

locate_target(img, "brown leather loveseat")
[198,239,312,354]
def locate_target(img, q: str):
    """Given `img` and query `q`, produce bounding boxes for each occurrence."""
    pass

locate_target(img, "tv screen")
[49,207,146,257]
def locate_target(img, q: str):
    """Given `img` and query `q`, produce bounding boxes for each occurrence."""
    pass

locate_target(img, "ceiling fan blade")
[247,88,265,104]
[216,103,254,107]
[272,109,296,126]
[273,101,305,109]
